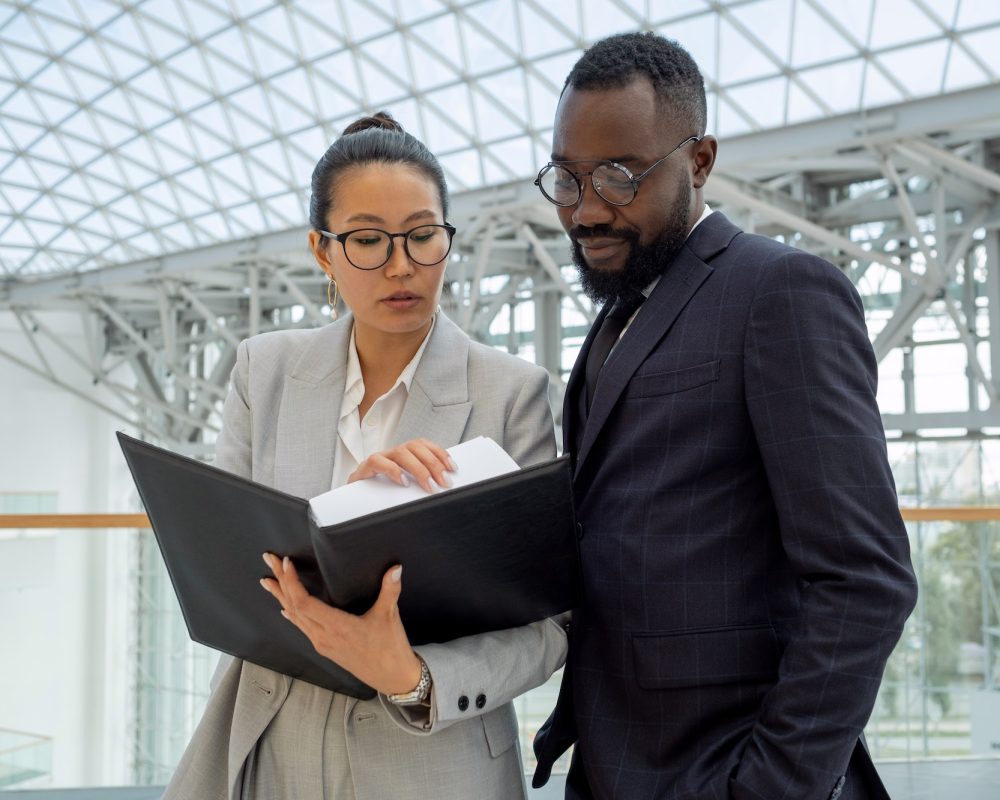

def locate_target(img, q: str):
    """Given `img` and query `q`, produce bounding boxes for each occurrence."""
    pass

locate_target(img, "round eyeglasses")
[318,223,457,270]
[534,136,701,207]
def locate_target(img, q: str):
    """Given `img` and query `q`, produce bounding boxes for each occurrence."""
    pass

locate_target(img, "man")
[531,32,918,800]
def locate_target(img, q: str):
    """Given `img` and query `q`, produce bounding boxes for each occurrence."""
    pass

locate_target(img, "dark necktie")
[584,291,645,412]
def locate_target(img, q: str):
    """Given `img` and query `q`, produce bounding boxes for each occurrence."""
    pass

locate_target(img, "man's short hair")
[564,32,707,136]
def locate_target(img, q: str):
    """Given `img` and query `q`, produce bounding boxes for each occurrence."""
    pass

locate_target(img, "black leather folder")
[116,431,580,699]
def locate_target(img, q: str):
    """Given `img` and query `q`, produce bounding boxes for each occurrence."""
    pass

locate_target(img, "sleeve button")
[475,693,486,709]
[457,694,469,712]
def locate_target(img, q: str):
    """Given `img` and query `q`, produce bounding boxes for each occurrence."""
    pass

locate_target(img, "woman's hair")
[309,111,449,231]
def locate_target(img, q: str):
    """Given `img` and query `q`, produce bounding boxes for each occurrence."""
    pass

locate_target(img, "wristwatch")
[386,656,432,706]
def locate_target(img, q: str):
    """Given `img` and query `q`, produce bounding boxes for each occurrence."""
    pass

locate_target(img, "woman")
[162,112,568,799]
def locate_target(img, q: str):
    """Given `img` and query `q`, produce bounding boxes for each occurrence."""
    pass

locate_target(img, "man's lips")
[575,237,628,257]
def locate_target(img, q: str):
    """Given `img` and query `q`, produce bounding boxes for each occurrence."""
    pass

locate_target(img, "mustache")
[568,225,639,245]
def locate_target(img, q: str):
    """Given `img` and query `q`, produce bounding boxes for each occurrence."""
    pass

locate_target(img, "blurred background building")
[2,0,1000,793]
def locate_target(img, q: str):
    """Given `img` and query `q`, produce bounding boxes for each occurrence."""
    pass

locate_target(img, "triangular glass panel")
[174,166,216,206]
[338,0,395,41]
[51,172,92,203]
[659,13,718,84]
[26,131,66,164]
[287,126,331,164]
[2,11,48,55]
[861,62,906,108]
[248,139,293,186]
[90,86,137,129]
[650,0,709,20]
[267,192,307,227]
[201,41,252,96]
[472,85,524,142]
[715,93,755,136]
[397,0,442,25]
[409,17,463,90]
[310,50,364,106]
[479,67,529,127]
[2,117,46,150]
[582,0,633,39]
[63,61,115,104]
[438,149,482,191]
[117,139,162,183]
[106,194,145,227]
[726,77,787,131]
[791,0,858,68]
[158,219,198,250]
[227,200,267,235]
[229,82,275,132]
[247,25,299,77]
[526,72,560,130]
[957,1,1000,27]
[2,219,39,247]
[148,121,197,173]
[136,194,178,227]
[286,4,342,60]
[171,181,213,216]
[458,16,516,74]
[58,130,104,165]
[877,39,949,98]
[357,33,411,105]
[870,0,939,50]
[134,8,192,60]
[190,210,230,242]
[162,49,214,104]
[97,11,146,60]
[186,104,235,159]
[422,84,475,151]
[943,42,990,92]
[91,108,138,148]
[48,227,90,257]
[51,194,94,224]
[83,152,124,186]
[140,179,178,212]
[78,0,124,30]
[209,153,253,196]
[265,80,317,135]
[482,148,516,185]
[382,97,423,142]
[34,9,84,53]
[798,59,864,114]
[488,135,533,181]
[520,2,576,60]
[25,218,65,247]
[730,0,792,64]
[25,194,62,227]
[719,15,779,83]
[961,28,1000,78]
[465,0,518,62]
[2,184,40,212]
[5,42,50,81]
[226,98,274,150]
[58,109,104,147]
[79,172,122,205]
[30,88,79,126]
[76,207,115,238]
[245,152,288,198]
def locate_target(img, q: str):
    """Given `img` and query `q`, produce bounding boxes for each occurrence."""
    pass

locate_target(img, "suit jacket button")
[458,694,469,712]
[475,693,486,709]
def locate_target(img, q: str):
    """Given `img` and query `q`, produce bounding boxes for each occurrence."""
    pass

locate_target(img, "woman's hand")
[348,438,456,493]
[260,552,423,696]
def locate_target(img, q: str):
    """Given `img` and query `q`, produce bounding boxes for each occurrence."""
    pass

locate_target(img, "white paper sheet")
[308,436,520,527]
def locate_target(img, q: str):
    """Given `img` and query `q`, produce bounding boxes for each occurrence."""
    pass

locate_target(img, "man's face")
[550,77,699,303]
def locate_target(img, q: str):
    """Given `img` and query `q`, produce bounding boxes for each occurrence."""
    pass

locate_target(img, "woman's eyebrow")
[344,209,438,225]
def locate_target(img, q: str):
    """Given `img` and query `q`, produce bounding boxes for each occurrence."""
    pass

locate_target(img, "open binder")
[117,431,581,699]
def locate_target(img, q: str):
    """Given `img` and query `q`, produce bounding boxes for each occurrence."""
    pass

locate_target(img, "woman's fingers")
[347,439,456,492]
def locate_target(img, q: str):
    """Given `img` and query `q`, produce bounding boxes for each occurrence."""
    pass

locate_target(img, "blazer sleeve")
[214,338,253,480]
[732,252,918,798]
[381,365,569,734]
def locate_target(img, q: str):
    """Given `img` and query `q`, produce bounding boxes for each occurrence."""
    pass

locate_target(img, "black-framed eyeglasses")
[534,136,701,207]
[318,223,457,270]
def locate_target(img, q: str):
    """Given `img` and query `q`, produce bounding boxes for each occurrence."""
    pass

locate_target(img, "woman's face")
[309,163,448,339]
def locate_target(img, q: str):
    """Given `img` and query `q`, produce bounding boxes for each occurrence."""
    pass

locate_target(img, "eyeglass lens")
[538,163,636,206]
[343,225,452,269]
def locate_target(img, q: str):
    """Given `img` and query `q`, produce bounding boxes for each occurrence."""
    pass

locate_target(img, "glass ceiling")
[2,0,999,277]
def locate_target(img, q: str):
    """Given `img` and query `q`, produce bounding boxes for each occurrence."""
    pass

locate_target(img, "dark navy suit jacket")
[533,211,918,800]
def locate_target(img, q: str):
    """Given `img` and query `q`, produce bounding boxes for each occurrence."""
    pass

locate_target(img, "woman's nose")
[382,236,415,278]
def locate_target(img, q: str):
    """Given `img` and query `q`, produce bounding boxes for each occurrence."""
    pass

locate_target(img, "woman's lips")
[381,293,421,309]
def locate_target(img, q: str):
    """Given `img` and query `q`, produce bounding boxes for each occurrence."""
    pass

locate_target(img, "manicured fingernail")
[391,566,402,583]
[262,553,271,568]
[282,556,290,570]
[400,473,410,487]
[259,578,271,592]
[447,458,457,471]
[441,473,453,488]
[280,609,290,620]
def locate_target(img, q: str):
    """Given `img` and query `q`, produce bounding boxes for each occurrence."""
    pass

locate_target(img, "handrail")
[2,508,1000,528]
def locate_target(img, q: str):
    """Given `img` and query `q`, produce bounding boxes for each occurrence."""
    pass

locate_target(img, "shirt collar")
[343,313,438,404]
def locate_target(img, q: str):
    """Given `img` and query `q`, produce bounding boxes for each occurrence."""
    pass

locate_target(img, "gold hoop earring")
[327,279,339,318]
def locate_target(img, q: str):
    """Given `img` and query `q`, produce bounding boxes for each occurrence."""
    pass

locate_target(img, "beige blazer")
[162,312,567,800]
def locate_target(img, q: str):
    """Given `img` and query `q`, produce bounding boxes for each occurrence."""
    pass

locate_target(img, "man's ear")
[308,229,334,279]
[691,135,717,190]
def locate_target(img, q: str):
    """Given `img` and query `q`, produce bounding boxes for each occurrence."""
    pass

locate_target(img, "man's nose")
[571,180,615,228]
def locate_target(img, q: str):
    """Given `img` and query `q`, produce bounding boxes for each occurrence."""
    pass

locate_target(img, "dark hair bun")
[341,111,404,136]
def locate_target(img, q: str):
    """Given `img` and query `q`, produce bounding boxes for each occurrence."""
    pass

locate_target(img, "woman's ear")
[308,230,334,278]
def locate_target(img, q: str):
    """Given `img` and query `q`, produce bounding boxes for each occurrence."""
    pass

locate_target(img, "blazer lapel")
[575,212,740,475]
[395,312,473,447]
[273,317,351,499]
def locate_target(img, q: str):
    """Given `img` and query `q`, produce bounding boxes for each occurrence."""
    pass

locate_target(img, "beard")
[571,184,692,305]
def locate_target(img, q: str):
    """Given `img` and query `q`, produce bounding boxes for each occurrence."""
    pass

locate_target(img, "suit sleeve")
[732,253,917,798]
[381,366,569,734]
[214,338,253,480]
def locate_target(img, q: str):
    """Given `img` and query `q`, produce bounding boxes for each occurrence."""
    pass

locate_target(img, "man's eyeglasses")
[534,136,701,207]
[318,223,457,271]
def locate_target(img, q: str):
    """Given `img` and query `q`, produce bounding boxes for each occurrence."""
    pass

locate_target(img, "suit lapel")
[273,317,351,499]
[395,312,473,447]
[574,212,740,476]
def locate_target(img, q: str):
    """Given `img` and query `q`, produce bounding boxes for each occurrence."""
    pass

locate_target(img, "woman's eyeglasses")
[318,223,457,270]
